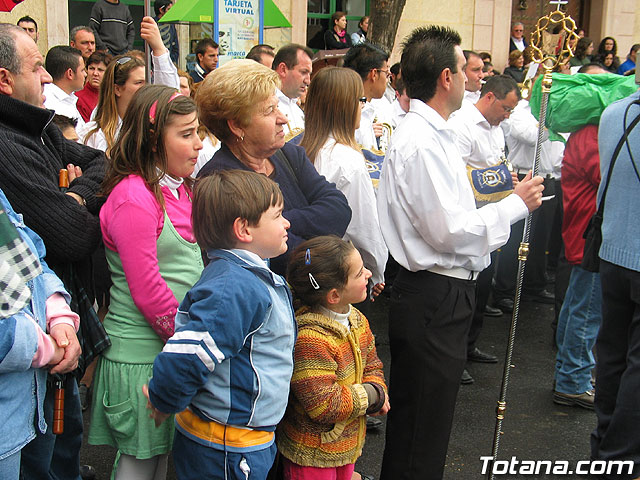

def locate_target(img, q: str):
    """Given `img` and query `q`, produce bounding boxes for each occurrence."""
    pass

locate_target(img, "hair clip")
[149,91,184,124]
[305,248,311,265]
[308,273,320,290]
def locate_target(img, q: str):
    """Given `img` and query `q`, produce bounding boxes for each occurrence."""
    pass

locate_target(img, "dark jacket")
[189,62,206,84]
[0,94,105,277]
[154,15,179,64]
[503,66,525,84]
[90,0,135,55]
[324,29,353,50]
[198,142,352,274]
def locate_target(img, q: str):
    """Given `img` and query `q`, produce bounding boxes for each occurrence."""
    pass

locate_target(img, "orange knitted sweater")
[276,306,387,467]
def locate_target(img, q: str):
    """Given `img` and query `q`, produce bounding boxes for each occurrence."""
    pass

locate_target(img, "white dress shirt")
[376,99,528,275]
[511,37,526,52]
[276,88,304,136]
[355,98,393,151]
[464,89,481,104]
[390,98,407,128]
[313,137,388,286]
[448,101,505,169]
[501,99,561,176]
[152,51,180,90]
[77,117,121,151]
[193,135,221,177]
[44,83,85,129]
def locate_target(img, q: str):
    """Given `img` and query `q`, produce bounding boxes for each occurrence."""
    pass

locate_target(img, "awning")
[159,0,291,28]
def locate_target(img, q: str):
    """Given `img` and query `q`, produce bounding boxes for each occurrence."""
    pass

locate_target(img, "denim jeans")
[555,266,602,394]
[20,375,82,480]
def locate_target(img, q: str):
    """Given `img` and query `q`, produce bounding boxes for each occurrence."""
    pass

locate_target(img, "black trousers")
[591,260,640,479]
[468,251,496,353]
[493,176,556,300]
[380,268,476,480]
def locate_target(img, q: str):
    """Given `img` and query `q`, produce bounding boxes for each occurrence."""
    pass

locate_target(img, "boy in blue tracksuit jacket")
[145,170,296,480]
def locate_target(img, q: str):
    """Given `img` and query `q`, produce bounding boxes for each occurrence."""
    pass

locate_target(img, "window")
[307,0,370,50]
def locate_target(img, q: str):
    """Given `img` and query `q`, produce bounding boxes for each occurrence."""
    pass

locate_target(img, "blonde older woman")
[196,59,351,275]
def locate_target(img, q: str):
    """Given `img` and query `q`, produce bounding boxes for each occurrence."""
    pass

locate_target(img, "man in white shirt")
[377,25,544,480]
[43,46,86,128]
[448,74,521,383]
[344,42,393,151]
[462,50,485,105]
[272,44,313,136]
[390,76,410,128]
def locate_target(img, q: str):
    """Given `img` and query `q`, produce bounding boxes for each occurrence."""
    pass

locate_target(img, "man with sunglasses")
[509,22,528,53]
[448,75,521,385]
[344,42,393,151]
[0,23,105,480]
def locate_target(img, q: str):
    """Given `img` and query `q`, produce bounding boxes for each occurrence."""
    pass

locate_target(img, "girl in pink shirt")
[89,85,204,480]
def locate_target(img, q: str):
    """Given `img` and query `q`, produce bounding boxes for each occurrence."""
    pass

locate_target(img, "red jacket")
[75,82,99,123]
[561,125,601,264]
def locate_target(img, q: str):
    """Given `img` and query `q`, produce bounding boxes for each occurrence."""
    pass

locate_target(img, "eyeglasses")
[359,96,367,109]
[493,98,515,114]
[375,68,392,79]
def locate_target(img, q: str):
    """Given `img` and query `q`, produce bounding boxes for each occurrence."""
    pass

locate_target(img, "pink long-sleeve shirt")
[100,174,195,340]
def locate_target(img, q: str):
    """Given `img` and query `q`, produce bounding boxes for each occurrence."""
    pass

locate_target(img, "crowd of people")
[1,4,639,480]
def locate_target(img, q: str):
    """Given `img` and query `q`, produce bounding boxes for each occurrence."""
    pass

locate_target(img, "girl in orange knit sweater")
[278,236,389,480]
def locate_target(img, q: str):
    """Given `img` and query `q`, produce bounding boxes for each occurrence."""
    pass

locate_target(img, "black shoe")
[80,465,96,480]
[366,415,383,432]
[524,289,555,304]
[461,369,474,385]
[467,347,498,363]
[494,298,514,313]
[360,475,376,480]
[484,305,503,317]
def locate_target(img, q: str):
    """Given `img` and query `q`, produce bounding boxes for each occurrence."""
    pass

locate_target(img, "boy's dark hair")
[195,38,219,57]
[343,42,389,81]
[17,16,37,31]
[394,76,406,95]
[480,74,520,101]
[192,170,284,250]
[45,46,83,81]
[154,0,173,16]
[52,114,78,131]
[400,25,461,103]
[272,43,313,70]
[390,62,401,76]
[286,236,355,308]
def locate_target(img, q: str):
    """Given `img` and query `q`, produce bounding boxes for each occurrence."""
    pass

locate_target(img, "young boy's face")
[249,202,290,259]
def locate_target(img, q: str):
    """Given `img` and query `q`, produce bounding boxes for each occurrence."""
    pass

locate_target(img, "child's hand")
[371,396,390,416]
[47,335,66,367]
[142,384,170,427]
[370,282,385,301]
